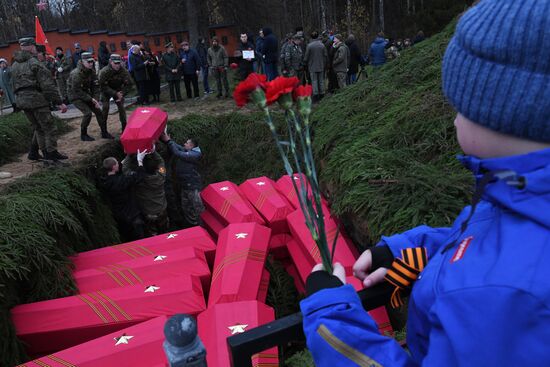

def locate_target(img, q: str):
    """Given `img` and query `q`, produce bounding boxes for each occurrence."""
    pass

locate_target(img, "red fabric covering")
[239,176,293,234]
[284,262,306,294]
[208,223,271,307]
[286,239,312,284]
[287,208,358,273]
[197,301,279,367]
[274,174,329,210]
[17,316,169,367]
[200,181,265,225]
[200,209,227,239]
[74,247,211,295]
[257,268,270,303]
[268,232,291,260]
[71,227,217,270]
[120,107,168,154]
[12,276,205,355]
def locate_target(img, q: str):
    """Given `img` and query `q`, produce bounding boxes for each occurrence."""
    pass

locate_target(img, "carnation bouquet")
[233,73,336,272]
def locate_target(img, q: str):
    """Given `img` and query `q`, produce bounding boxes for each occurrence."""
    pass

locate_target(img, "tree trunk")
[185,0,199,44]
[407,0,411,15]
[320,0,327,31]
[346,0,352,34]
[379,0,384,31]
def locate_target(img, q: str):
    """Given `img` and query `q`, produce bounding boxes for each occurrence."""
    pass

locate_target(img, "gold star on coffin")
[235,233,248,239]
[153,255,167,261]
[144,285,160,293]
[166,233,178,239]
[228,324,248,334]
[114,334,133,346]
[220,186,230,191]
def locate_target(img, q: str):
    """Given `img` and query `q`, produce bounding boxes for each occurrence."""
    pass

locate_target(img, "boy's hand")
[353,249,388,288]
[306,262,346,296]
[312,262,346,284]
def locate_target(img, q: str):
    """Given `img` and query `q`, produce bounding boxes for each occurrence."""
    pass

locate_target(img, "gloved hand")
[305,262,346,296]
[136,149,149,166]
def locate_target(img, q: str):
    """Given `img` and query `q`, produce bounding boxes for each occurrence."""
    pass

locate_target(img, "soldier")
[99,54,134,132]
[161,42,182,102]
[11,37,68,161]
[68,52,113,141]
[54,46,72,104]
[283,34,304,82]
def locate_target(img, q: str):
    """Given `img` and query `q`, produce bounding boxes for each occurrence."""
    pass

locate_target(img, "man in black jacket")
[237,32,255,81]
[99,153,147,240]
[259,27,278,81]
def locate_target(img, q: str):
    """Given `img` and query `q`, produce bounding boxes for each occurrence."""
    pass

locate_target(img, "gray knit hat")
[442,0,550,142]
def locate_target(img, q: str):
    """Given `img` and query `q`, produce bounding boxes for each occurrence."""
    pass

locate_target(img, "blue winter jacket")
[260,28,279,65]
[301,148,550,367]
[369,37,387,66]
[168,141,202,190]
[178,48,201,75]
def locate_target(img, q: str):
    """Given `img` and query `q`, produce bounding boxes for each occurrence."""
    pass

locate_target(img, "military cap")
[81,52,94,61]
[109,54,122,63]
[165,41,174,48]
[333,33,343,42]
[19,37,36,46]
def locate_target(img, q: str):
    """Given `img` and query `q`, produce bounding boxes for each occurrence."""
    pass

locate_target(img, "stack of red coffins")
[17,316,170,367]
[199,222,279,367]
[120,107,167,154]
[11,227,214,357]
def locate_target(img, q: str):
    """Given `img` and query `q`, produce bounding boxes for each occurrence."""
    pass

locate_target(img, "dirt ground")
[0,92,243,187]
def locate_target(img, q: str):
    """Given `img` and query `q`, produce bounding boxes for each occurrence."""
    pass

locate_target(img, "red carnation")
[293,84,313,100]
[264,76,300,105]
[233,73,268,107]
[230,62,238,69]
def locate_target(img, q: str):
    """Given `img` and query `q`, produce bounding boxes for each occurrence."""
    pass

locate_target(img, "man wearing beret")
[99,54,134,132]
[68,52,113,141]
[11,37,68,161]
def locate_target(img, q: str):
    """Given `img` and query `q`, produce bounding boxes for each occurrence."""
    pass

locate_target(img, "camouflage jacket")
[10,50,62,109]
[54,55,73,78]
[283,43,304,71]
[67,61,99,103]
[98,64,134,100]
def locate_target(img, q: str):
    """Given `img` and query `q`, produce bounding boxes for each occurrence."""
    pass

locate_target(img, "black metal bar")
[227,282,394,367]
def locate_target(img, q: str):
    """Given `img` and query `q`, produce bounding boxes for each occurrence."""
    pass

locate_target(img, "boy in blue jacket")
[301,1,550,366]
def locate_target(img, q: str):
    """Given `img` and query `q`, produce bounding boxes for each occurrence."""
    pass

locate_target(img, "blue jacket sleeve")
[168,141,201,162]
[301,285,415,367]
[302,285,550,367]
[378,225,453,259]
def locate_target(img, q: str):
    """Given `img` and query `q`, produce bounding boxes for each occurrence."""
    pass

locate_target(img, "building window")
[222,36,228,45]
[154,37,160,46]
[176,33,183,43]
[210,30,216,38]
[165,36,171,44]
[109,43,116,52]
[121,41,127,50]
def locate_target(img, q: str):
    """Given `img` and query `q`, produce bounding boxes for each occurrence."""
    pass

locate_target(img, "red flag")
[35,16,53,55]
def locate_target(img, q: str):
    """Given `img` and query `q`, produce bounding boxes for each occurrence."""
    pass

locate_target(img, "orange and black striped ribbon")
[384,247,428,308]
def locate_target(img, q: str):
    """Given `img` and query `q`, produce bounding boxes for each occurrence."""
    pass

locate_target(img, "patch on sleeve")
[450,236,474,263]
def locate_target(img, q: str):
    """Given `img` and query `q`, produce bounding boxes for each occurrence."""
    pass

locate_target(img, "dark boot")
[27,143,42,161]
[121,121,127,132]
[45,150,68,161]
[101,129,114,139]
[81,127,95,141]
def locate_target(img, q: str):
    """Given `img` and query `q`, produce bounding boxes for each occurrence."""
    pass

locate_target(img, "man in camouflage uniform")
[99,54,134,132]
[282,34,304,82]
[68,52,113,141]
[54,46,72,104]
[11,37,68,161]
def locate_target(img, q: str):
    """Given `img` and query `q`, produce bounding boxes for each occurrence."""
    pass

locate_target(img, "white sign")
[242,50,255,59]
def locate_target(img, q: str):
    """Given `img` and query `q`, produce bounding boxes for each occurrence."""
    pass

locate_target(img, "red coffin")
[71,227,217,270]
[208,223,271,306]
[239,176,294,234]
[74,247,211,295]
[284,261,306,294]
[12,276,205,355]
[120,107,167,154]
[286,239,312,284]
[275,173,329,210]
[197,301,279,367]
[257,268,270,303]
[200,209,226,239]
[201,181,265,225]
[17,316,169,367]
[269,232,292,260]
[287,208,359,273]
